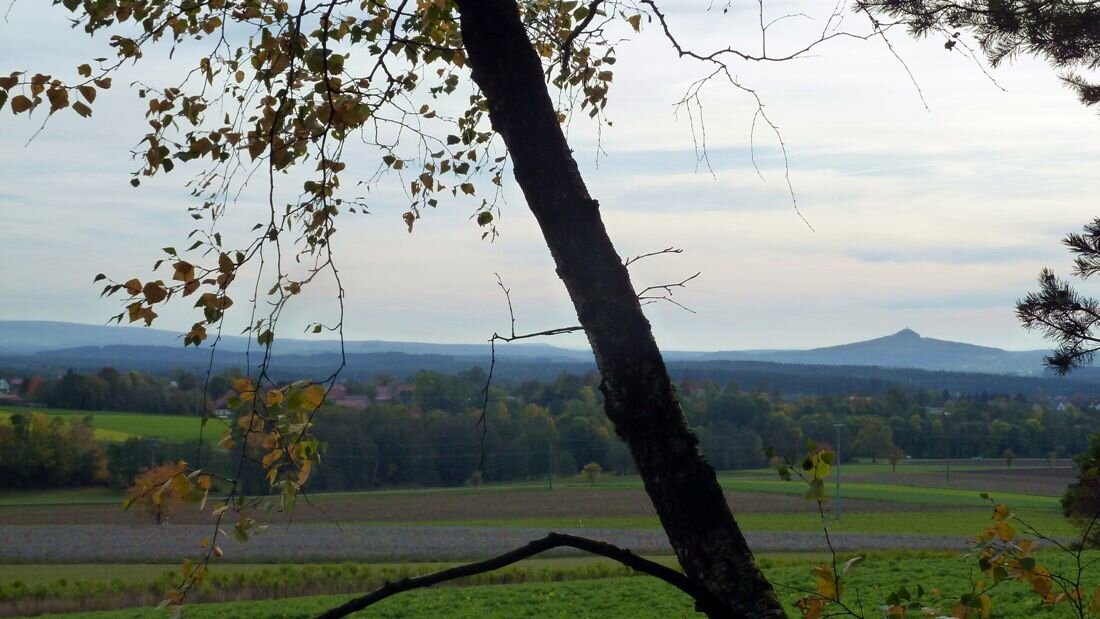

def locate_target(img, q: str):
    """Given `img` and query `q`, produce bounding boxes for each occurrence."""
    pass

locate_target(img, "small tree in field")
[888,446,904,472]
[1003,448,1016,468]
[582,462,602,486]
[124,462,188,525]
[124,461,213,525]
[466,470,483,488]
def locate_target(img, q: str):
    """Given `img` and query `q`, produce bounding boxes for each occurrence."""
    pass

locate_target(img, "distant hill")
[695,328,1048,375]
[0,320,592,361]
[0,321,1055,376]
[3,321,1097,397]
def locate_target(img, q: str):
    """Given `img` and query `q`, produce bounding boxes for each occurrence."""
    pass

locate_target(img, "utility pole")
[834,423,845,521]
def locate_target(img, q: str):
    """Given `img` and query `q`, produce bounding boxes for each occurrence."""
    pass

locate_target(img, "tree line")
[5,366,1098,492]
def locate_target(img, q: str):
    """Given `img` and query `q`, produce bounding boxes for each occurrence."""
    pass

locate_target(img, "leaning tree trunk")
[453,2,785,617]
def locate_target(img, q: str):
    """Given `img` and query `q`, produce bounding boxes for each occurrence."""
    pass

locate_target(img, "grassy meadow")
[0,406,221,445]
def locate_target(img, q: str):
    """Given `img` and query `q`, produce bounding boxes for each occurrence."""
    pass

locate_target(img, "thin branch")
[858,7,930,111]
[314,532,726,619]
[561,0,605,71]
[624,246,683,267]
[637,272,702,313]
[478,274,584,473]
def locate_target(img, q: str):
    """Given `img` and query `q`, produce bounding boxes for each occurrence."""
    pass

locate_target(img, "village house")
[373,384,414,403]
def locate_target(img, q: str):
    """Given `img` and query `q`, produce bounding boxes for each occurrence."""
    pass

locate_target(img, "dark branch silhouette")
[314,532,725,619]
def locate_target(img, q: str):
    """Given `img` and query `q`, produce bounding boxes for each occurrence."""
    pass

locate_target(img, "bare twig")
[624,246,683,267]
[637,272,701,313]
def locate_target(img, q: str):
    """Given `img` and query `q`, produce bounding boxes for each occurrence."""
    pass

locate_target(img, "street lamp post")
[833,423,845,521]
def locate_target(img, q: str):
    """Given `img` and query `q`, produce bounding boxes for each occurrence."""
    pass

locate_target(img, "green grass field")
[0,407,221,445]
[716,477,1061,509]
[276,472,1061,519]
[0,487,121,507]
[23,551,1093,618]
[0,557,680,586]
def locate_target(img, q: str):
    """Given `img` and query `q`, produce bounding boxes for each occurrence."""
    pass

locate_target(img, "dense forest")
[3,365,1098,492]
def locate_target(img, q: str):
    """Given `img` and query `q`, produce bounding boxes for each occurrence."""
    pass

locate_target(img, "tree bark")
[452,2,786,617]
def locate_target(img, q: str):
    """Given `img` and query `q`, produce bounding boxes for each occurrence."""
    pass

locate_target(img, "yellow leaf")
[72,101,92,117]
[627,14,642,32]
[812,565,838,600]
[78,85,96,103]
[265,389,284,406]
[992,503,1010,521]
[301,384,326,410]
[46,86,68,113]
[298,459,312,485]
[994,521,1016,542]
[10,95,33,114]
[172,261,196,282]
[261,449,282,468]
[218,252,234,273]
[232,377,254,394]
[143,281,168,303]
[171,473,192,499]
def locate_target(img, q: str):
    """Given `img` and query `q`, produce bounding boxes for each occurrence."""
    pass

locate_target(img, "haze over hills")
[4,321,1095,397]
[0,320,592,360]
[696,328,1049,375]
[0,321,1057,374]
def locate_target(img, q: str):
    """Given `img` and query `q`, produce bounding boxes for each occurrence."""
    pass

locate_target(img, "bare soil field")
[844,466,1074,497]
[0,523,968,563]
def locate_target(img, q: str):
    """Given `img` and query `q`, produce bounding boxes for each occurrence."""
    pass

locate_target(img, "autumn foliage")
[124,461,212,525]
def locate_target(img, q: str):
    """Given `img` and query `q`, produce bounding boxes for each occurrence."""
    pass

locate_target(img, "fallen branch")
[314,532,725,618]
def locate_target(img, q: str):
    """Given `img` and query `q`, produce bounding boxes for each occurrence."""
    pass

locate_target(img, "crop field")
[0,407,222,445]
[0,460,1086,616]
[13,551,1098,618]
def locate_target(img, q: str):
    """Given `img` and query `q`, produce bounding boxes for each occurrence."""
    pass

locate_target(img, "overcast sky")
[2,2,1099,353]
